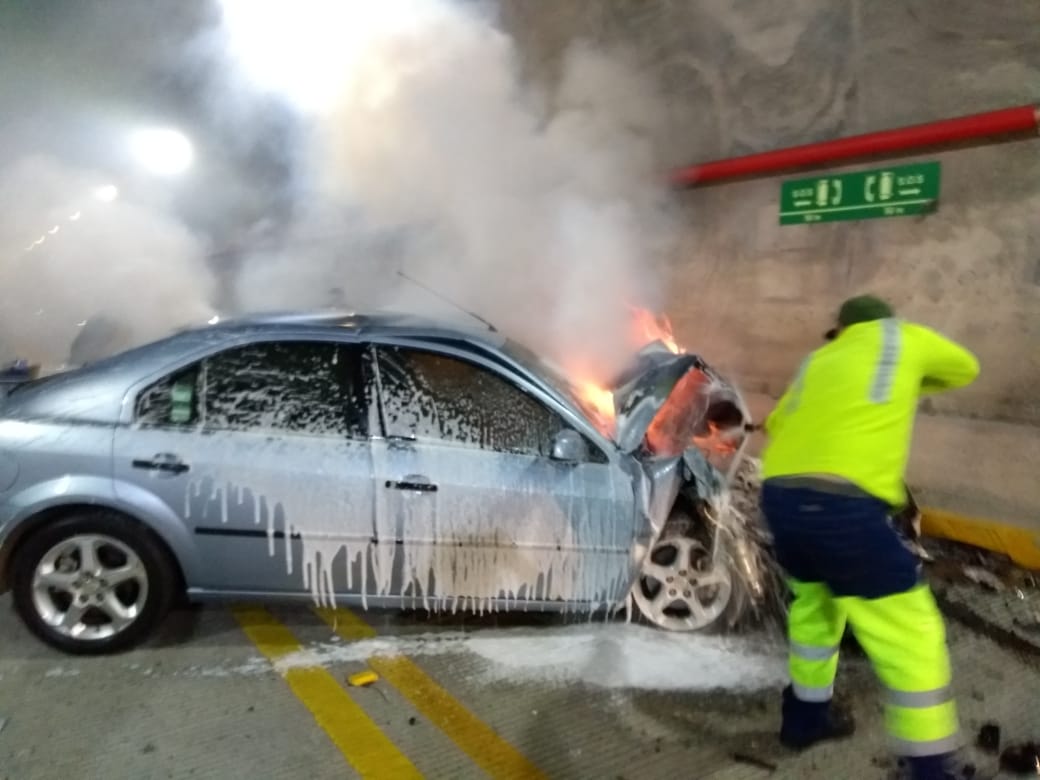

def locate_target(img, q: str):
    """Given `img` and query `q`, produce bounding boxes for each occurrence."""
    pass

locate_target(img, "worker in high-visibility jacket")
[760,295,980,780]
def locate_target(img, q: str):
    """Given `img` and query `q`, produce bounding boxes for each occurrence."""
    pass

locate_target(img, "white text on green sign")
[780,161,940,225]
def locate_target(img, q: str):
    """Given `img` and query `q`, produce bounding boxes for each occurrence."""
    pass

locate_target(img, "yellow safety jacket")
[762,319,979,507]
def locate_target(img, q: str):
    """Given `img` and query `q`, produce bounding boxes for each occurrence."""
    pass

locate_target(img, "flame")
[570,304,682,433]
[573,377,616,431]
[626,304,679,354]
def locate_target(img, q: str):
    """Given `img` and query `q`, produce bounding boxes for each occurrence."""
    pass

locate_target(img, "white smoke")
[0,156,217,368]
[1,1,679,381]
[222,0,678,381]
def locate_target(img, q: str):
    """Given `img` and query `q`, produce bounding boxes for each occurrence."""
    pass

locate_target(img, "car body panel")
[113,426,377,596]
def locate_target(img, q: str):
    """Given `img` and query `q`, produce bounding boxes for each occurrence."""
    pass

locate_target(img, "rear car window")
[136,365,201,426]
[373,345,603,460]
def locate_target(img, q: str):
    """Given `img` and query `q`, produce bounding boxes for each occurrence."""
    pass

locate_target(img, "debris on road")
[962,566,1006,591]
[347,670,379,687]
[0,717,7,736]
[999,741,1040,775]
[923,537,1040,656]
[924,538,1037,590]
[731,751,778,772]
[976,722,1001,754]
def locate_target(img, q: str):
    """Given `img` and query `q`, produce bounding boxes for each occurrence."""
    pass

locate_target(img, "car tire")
[12,511,178,655]
[630,505,748,633]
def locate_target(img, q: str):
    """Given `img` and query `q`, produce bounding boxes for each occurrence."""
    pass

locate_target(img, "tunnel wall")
[501,0,1040,529]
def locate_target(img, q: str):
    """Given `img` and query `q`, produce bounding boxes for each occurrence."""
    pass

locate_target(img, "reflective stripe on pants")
[787,580,959,756]
[788,580,845,703]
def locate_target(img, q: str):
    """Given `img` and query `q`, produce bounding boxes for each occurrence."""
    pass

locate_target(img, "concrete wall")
[501,0,1040,421]
[500,0,1040,526]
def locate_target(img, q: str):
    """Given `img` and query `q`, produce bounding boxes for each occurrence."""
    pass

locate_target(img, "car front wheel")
[630,507,747,632]
[12,512,177,654]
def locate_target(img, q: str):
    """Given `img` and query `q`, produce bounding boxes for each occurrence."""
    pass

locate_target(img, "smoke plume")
[223,0,677,381]
[0,156,217,368]
[1,0,678,382]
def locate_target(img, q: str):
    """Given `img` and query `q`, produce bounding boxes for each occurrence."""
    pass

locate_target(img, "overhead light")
[48,225,60,235]
[129,127,194,176]
[208,315,221,325]
[218,0,417,113]
[69,211,81,221]
[94,184,119,202]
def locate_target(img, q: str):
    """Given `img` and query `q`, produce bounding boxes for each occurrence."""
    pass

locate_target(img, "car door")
[113,338,375,601]
[367,342,637,613]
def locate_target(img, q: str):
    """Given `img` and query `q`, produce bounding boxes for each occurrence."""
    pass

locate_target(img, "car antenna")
[395,270,498,332]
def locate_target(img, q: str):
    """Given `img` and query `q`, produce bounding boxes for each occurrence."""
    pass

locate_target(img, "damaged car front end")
[606,341,780,632]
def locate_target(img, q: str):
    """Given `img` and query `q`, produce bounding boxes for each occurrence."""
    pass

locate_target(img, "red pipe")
[671,105,1039,187]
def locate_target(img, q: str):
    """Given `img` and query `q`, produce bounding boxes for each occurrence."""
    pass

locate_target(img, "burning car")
[0,310,772,654]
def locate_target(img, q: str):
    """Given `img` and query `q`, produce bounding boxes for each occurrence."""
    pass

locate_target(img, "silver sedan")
[0,311,763,654]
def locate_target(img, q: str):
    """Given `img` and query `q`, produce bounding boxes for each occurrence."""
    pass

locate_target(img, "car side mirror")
[550,429,588,463]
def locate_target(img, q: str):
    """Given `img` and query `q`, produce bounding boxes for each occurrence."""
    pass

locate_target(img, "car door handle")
[385,476,437,493]
[132,453,190,475]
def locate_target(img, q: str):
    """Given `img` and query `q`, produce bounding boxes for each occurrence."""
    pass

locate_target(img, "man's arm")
[764,400,786,436]
[907,323,980,393]
[764,356,810,436]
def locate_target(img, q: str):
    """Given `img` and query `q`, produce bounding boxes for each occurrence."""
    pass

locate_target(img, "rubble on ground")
[976,723,1001,754]
[924,537,1040,654]
[999,741,1040,775]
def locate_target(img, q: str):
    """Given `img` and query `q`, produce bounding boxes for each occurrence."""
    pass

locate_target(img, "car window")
[373,345,604,461]
[136,365,202,427]
[204,342,365,437]
[135,341,367,438]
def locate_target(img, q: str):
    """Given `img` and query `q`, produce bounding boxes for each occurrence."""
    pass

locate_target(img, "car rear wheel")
[12,512,177,654]
[631,507,746,632]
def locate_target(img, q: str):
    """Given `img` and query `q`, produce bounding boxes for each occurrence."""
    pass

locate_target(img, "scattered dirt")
[925,538,1039,592]
[976,723,1001,754]
[1000,741,1040,774]
[732,751,778,771]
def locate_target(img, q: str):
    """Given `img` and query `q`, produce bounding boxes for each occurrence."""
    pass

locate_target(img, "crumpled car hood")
[610,341,721,456]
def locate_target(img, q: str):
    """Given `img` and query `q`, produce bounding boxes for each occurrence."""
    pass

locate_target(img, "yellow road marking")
[233,606,423,780]
[315,607,548,780]
[922,507,1040,570]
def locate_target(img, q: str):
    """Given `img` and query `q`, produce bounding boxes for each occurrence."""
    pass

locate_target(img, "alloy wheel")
[31,533,150,641]
[632,534,734,631]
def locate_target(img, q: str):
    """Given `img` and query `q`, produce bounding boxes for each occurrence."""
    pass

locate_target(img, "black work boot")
[893,753,967,780]
[779,685,856,750]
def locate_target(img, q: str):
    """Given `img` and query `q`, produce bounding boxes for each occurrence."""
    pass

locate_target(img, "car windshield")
[501,339,603,425]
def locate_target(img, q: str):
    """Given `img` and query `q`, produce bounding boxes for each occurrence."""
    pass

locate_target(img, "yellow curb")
[921,507,1040,570]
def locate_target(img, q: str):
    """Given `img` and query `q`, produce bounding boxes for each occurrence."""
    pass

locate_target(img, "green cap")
[837,295,894,327]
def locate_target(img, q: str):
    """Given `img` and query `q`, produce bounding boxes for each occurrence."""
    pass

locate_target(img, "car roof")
[0,309,513,424]
[203,308,504,346]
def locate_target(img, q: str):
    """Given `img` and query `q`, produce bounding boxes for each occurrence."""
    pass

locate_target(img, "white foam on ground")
[271,623,787,692]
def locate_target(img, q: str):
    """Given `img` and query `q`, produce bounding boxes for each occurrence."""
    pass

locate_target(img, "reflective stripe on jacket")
[762,319,979,507]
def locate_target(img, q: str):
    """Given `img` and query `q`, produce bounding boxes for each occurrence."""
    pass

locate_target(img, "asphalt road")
[1,592,1038,779]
